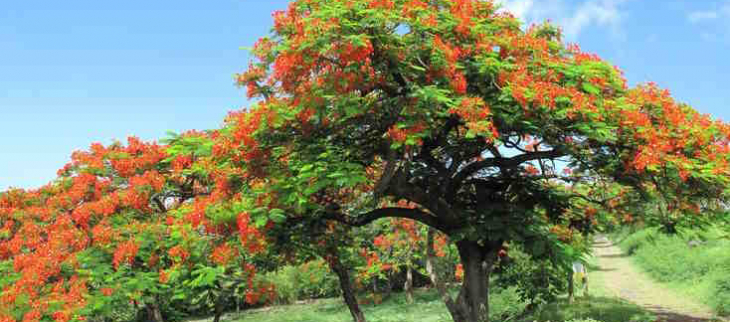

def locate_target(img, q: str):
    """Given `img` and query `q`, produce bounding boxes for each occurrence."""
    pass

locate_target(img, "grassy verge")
[227,287,523,322]
[217,285,655,322]
[525,253,658,322]
[612,226,730,316]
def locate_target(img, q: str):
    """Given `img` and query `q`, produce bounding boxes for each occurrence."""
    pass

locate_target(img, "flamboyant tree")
[0,134,274,322]
[2,1,729,321]
[222,0,730,321]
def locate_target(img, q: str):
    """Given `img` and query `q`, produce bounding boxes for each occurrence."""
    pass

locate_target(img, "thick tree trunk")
[213,294,226,322]
[146,300,165,322]
[455,240,492,322]
[425,228,495,322]
[328,253,367,322]
[405,265,414,304]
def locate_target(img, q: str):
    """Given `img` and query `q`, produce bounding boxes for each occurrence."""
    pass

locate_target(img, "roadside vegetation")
[613,226,730,316]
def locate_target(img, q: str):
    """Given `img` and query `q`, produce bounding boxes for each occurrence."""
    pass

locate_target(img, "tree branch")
[323,207,449,232]
[450,149,566,191]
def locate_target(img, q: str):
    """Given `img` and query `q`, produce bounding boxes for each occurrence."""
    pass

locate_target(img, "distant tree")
[0,134,273,322]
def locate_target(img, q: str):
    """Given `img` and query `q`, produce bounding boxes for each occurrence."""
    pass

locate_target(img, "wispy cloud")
[688,10,719,23]
[495,0,630,41]
[687,2,730,41]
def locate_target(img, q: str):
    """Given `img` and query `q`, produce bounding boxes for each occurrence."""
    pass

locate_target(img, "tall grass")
[613,226,730,316]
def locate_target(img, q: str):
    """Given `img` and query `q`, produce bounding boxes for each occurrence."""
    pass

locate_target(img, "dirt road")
[592,235,724,322]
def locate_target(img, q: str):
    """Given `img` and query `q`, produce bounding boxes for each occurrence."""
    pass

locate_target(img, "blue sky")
[1,0,729,190]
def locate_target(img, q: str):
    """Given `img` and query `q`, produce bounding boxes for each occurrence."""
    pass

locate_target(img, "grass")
[612,226,730,316]
[230,289,451,322]
[526,253,658,322]
[216,284,656,322]
[527,297,658,322]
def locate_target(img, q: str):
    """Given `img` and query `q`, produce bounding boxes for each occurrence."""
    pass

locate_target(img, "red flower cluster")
[112,240,139,269]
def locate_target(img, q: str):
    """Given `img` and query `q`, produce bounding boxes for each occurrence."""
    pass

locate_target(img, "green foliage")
[259,260,341,305]
[715,279,730,316]
[494,245,569,307]
[614,226,730,316]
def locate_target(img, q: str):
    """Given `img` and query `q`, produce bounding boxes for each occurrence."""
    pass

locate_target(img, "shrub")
[713,277,730,316]
[488,286,528,321]
[494,245,568,308]
[260,259,341,304]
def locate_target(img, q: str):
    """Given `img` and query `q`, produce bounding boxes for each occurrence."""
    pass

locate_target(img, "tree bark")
[425,228,495,322]
[384,271,393,300]
[405,265,414,304]
[146,300,165,322]
[568,270,575,303]
[213,293,227,322]
[328,253,367,322]
[455,240,492,322]
[425,228,467,322]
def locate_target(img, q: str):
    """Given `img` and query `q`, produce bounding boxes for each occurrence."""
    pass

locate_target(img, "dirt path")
[592,235,724,322]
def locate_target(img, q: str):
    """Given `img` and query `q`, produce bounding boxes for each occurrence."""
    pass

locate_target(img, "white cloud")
[688,10,719,23]
[688,2,730,23]
[701,32,719,42]
[687,2,730,41]
[494,0,629,40]
[496,0,535,19]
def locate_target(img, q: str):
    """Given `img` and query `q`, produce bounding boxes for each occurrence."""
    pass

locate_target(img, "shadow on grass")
[643,305,721,322]
[598,253,630,259]
[525,296,658,322]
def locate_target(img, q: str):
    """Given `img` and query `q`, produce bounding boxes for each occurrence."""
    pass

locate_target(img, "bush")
[260,259,341,304]
[494,245,568,308]
[488,286,528,321]
[713,277,730,316]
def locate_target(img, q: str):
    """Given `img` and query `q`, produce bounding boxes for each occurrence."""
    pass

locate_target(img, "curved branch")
[323,207,449,232]
[450,149,566,192]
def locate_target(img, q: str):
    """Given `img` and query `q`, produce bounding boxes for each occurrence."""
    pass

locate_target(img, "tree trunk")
[213,293,227,322]
[425,228,467,322]
[328,253,367,322]
[405,265,414,304]
[384,271,393,300]
[425,228,495,322]
[568,270,575,303]
[455,240,492,322]
[146,300,165,322]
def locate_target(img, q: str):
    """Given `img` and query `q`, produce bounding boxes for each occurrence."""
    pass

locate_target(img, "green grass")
[228,287,522,322]
[525,253,658,322]
[613,226,730,316]
[231,290,451,322]
[219,286,656,322]
[527,297,657,322]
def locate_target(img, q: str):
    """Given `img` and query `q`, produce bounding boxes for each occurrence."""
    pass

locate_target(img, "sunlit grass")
[217,286,656,322]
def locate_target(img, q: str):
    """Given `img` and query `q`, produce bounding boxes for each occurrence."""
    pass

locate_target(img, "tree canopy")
[1,1,728,322]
